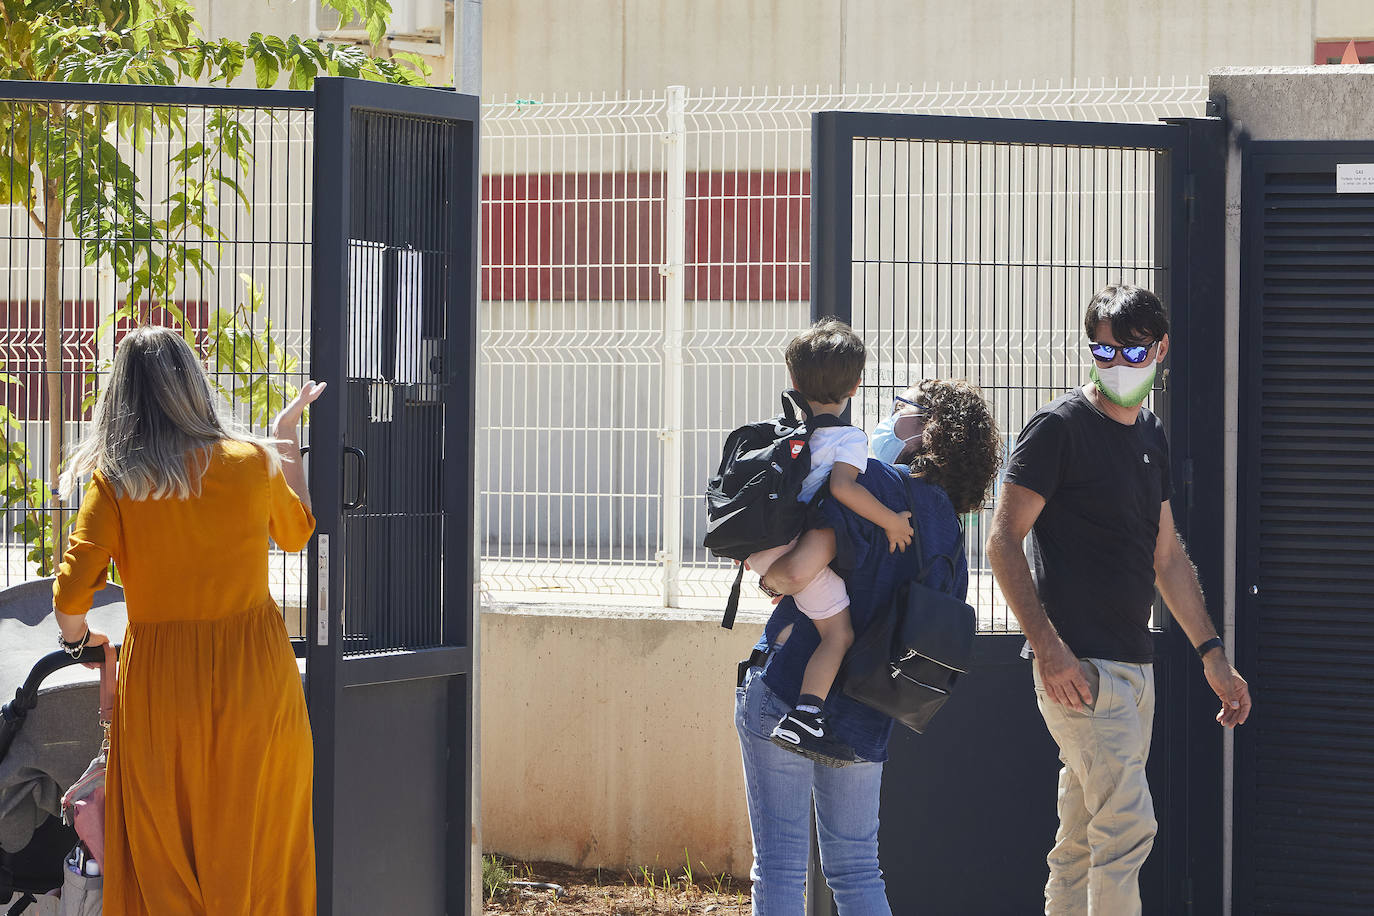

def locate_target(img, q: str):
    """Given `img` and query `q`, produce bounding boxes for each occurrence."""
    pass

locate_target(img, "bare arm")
[829,463,913,553]
[1154,500,1251,727]
[269,380,327,512]
[984,482,1093,710]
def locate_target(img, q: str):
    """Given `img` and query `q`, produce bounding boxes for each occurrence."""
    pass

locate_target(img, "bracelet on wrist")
[1194,636,1225,661]
[59,626,91,658]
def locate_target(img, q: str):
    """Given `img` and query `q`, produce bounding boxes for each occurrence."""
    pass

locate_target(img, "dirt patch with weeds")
[483,857,752,915]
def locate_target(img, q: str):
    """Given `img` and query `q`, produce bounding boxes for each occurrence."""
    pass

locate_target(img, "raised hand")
[271,380,327,442]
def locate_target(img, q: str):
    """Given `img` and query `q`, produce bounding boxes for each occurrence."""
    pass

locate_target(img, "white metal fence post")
[659,85,688,607]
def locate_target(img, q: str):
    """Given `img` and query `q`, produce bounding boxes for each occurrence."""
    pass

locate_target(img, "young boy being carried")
[747,319,914,765]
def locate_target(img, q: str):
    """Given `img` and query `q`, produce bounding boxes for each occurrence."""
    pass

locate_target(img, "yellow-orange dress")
[53,440,316,915]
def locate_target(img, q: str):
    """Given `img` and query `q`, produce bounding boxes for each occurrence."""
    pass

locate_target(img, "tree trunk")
[43,176,63,570]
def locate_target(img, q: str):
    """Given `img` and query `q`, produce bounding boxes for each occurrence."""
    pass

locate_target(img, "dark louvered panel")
[1242,152,1374,914]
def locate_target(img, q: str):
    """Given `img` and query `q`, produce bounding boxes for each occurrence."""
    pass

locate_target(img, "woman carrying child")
[736,378,1003,915]
[52,326,323,914]
[744,319,915,766]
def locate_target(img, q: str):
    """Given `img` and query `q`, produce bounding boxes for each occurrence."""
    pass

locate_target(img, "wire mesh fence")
[0,79,1208,627]
[478,78,1207,620]
[0,86,314,635]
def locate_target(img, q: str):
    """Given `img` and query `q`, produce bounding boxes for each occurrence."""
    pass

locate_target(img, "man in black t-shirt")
[986,285,1251,916]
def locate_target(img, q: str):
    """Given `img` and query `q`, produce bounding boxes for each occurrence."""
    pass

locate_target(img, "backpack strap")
[781,389,849,430]
[780,389,810,425]
[721,562,746,629]
[808,413,846,430]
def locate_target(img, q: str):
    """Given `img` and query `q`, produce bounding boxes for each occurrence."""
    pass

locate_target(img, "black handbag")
[838,487,974,734]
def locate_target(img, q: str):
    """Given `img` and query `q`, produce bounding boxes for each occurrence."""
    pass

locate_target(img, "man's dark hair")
[785,318,866,404]
[1083,285,1169,345]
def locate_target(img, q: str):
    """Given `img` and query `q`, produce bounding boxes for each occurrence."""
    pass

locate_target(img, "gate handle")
[342,446,367,511]
[287,446,364,510]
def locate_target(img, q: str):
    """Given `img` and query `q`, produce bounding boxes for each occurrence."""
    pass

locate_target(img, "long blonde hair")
[61,326,281,501]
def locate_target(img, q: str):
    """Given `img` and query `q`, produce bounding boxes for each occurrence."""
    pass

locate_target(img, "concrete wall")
[1209,63,1374,916]
[186,1,1374,96]
[481,0,1374,98]
[479,602,766,874]
[191,0,310,44]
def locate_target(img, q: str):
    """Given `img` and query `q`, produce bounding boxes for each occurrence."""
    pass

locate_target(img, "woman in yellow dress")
[52,326,325,915]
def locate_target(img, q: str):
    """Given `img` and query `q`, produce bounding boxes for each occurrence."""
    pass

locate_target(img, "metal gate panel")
[1237,143,1374,915]
[811,112,1223,914]
[310,78,479,916]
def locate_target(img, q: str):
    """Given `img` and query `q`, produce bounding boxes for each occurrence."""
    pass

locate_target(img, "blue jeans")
[735,666,892,916]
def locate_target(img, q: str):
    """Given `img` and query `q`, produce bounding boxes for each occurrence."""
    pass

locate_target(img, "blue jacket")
[757,459,969,762]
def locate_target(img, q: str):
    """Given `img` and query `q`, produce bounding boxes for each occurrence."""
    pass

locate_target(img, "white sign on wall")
[1336,163,1374,193]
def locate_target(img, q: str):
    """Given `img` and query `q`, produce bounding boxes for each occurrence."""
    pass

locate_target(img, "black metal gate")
[809,112,1227,914]
[309,79,479,916]
[1236,142,1374,915]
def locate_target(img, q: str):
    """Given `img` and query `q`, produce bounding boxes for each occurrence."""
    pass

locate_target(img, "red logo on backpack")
[789,440,804,459]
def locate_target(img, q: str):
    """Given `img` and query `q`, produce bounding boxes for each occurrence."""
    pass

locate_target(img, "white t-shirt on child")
[799,425,869,504]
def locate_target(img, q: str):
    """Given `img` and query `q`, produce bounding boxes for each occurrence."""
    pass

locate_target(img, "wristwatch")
[1194,636,1225,660]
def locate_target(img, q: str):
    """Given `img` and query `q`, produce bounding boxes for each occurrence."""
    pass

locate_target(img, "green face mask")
[1091,363,1156,407]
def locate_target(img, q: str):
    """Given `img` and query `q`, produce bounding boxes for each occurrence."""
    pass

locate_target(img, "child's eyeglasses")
[1089,341,1158,365]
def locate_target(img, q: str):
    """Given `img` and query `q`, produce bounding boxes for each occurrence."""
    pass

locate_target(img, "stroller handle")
[0,645,116,764]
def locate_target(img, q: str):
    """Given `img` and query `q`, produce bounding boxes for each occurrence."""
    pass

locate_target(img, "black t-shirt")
[1004,388,1172,663]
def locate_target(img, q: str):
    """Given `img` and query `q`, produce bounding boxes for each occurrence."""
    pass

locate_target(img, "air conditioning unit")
[316,0,445,39]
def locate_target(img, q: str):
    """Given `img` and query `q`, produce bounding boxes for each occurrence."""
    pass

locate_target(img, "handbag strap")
[899,467,925,571]
[98,642,116,725]
[899,467,963,594]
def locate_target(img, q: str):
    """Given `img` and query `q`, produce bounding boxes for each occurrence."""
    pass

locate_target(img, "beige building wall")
[483,0,1374,98]
[191,0,310,43]
[186,1,1374,94]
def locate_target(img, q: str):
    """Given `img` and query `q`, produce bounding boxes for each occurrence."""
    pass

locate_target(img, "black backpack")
[703,390,845,629]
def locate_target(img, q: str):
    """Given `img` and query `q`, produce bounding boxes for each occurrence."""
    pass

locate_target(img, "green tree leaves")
[0,0,424,572]
[0,0,426,87]
[205,275,300,428]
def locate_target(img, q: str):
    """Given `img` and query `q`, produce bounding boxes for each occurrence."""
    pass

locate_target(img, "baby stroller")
[0,579,126,915]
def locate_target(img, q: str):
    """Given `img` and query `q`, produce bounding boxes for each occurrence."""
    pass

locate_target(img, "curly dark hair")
[897,379,1003,515]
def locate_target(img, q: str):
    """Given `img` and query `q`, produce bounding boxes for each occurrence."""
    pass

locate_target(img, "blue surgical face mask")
[871,412,923,465]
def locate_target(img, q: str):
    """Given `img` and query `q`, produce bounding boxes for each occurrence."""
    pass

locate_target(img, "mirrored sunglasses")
[1089,340,1158,365]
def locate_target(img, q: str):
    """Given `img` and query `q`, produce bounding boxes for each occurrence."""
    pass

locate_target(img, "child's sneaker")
[770,707,856,767]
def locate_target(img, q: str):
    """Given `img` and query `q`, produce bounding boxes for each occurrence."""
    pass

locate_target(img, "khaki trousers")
[1033,658,1157,916]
